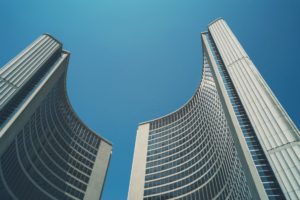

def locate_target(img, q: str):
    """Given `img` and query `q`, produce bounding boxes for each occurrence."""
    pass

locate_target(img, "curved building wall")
[129,18,299,200]
[0,35,112,200]
[128,28,254,200]
[142,53,251,200]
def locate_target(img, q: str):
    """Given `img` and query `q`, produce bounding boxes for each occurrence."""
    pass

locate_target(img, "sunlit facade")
[0,34,112,200]
[128,19,300,200]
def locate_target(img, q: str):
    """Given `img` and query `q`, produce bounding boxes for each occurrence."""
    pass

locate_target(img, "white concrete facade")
[128,18,299,200]
[84,141,112,200]
[0,34,112,200]
[201,32,267,200]
[128,123,150,200]
[209,19,300,199]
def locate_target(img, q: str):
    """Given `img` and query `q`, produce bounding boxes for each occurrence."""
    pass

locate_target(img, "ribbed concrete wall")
[0,35,112,200]
[0,35,61,110]
[209,19,300,200]
[129,19,299,200]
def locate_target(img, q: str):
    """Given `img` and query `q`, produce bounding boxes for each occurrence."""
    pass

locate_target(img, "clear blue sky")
[1,0,299,199]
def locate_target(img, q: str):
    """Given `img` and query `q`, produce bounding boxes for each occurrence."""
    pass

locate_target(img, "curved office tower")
[128,19,300,200]
[0,35,112,200]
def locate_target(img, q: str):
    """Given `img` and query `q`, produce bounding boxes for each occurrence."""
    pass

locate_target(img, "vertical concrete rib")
[128,123,150,200]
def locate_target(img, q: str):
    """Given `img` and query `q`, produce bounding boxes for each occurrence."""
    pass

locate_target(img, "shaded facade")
[0,34,112,200]
[128,19,300,200]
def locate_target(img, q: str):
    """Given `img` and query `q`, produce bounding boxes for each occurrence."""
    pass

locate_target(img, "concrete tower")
[0,34,112,200]
[128,19,300,200]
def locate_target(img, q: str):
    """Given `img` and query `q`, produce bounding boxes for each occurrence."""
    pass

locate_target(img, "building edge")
[0,34,112,200]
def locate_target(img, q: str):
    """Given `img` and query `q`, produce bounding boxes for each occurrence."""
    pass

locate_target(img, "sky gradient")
[1,0,299,199]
